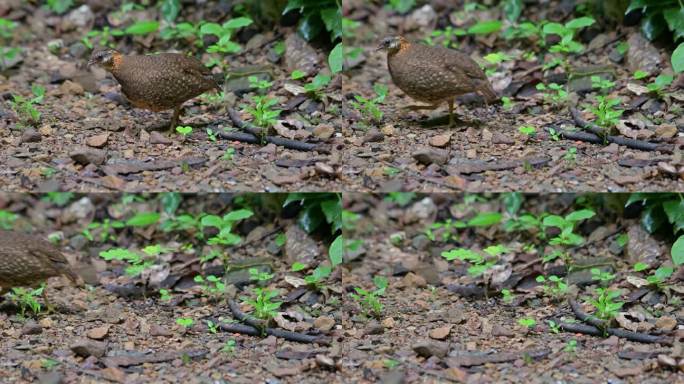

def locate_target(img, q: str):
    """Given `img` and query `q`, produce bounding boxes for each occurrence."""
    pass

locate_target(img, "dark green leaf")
[673,42,684,73]
[467,20,502,35]
[672,235,684,265]
[126,212,160,227]
[125,21,159,35]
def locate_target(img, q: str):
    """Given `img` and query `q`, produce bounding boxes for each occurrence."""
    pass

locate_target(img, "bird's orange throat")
[111,52,123,71]
[389,39,412,58]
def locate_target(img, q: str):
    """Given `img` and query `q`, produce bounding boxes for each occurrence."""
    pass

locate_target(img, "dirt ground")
[1,2,343,192]
[341,1,684,192]
[342,193,683,383]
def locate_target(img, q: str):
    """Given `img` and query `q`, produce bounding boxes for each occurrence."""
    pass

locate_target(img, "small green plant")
[83,218,125,243]
[350,84,388,125]
[303,265,332,290]
[7,285,45,317]
[176,317,194,329]
[176,125,193,138]
[0,210,18,230]
[535,275,569,299]
[46,0,73,14]
[501,96,514,110]
[518,125,536,137]
[383,167,400,177]
[586,288,623,322]
[645,74,674,99]
[350,275,388,318]
[387,0,416,14]
[633,262,649,272]
[564,339,578,353]
[249,268,274,282]
[383,359,401,369]
[201,17,253,54]
[41,358,60,370]
[442,245,508,277]
[99,247,158,277]
[194,275,227,301]
[201,209,253,246]
[645,266,674,290]
[536,83,568,106]
[206,320,219,334]
[590,76,615,93]
[425,26,466,48]
[248,75,274,90]
[518,317,536,329]
[242,288,282,320]
[543,17,595,55]
[564,147,577,163]
[483,52,512,77]
[542,209,594,247]
[11,85,45,127]
[633,70,649,80]
[590,268,616,285]
[501,289,514,303]
[586,96,623,129]
[303,73,332,99]
[547,320,561,334]
[242,95,281,128]
[159,289,172,302]
[221,339,236,355]
[222,147,236,162]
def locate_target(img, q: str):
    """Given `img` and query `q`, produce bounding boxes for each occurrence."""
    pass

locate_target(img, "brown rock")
[429,133,451,147]
[429,325,452,340]
[86,133,108,148]
[87,325,110,340]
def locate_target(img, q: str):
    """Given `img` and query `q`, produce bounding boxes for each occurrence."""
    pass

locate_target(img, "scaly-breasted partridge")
[88,49,223,130]
[0,230,79,308]
[377,36,498,127]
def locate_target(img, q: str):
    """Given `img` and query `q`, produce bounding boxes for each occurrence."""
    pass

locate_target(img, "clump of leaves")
[201,209,254,246]
[646,74,674,99]
[350,84,388,125]
[7,284,45,317]
[585,288,623,322]
[242,95,281,128]
[0,210,18,230]
[194,275,227,302]
[542,17,595,55]
[99,245,165,277]
[176,317,194,329]
[536,82,568,106]
[542,209,595,247]
[201,17,253,54]
[11,85,45,128]
[241,287,282,321]
[535,275,570,299]
[350,275,388,318]
[441,245,508,277]
[284,0,341,42]
[586,96,623,129]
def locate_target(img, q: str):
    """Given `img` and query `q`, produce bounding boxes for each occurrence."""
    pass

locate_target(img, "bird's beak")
[87,59,96,68]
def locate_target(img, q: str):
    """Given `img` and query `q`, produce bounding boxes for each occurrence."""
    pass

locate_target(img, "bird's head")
[87,48,121,70]
[376,36,409,54]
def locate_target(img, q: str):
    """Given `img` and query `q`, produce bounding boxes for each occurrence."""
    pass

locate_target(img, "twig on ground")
[569,108,673,152]
[561,299,673,344]
[224,299,330,345]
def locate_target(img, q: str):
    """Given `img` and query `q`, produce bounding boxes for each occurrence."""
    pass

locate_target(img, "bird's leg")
[169,106,181,131]
[448,99,455,128]
[42,288,55,314]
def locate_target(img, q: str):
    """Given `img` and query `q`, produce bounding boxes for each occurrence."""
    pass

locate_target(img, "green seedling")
[564,339,578,353]
[350,84,388,125]
[384,359,401,369]
[646,266,673,289]
[441,245,507,277]
[633,70,648,80]
[206,128,217,142]
[249,268,274,282]
[248,75,274,90]
[303,73,332,99]
[46,0,73,14]
[201,209,253,246]
[535,275,569,299]
[242,287,282,320]
[586,96,623,129]
[7,284,45,317]
[388,0,416,14]
[564,147,577,163]
[176,317,194,329]
[176,125,193,138]
[206,320,218,334]
[201,17,253,54]
[501,289,514,303]
[275,233,286,247]
[99,247,156,277]
[586,288,623,322]
[160,22,203,46]
[11,84,45,127]
[547,320,561,334]
[425,26,466,48]
[291,70,306,80]
[501,96,514,110]
[222,147,236,162]
[159,289,172,302]
[194,275,227,301]
[304,265,332,290]
[590,76,615,93]
[0,210,18,230]
[383,167,400,177]
[0,18,16,40]
[518,317,536,329]
[41,358,60,369]
[242,95,281,128]
[542,209,595,246]
[633,262,649,272]
[221,339,236,355]
[503,20,546,45]
[590,268,616,285]
[518,125,536,137]
[543,17,595,55]
[350,275,388,318]
[483,52,512,76]
[646,74,673,98]
[536,83,568,106]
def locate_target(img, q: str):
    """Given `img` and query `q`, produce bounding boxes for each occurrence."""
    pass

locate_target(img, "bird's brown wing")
[167,54,222,91]
[443,51,498,102]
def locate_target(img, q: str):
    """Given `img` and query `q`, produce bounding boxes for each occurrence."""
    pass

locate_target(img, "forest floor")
[1,2,343,192]
[342,194,682,383]
[341,1,683,192]
[0,194,345,383]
